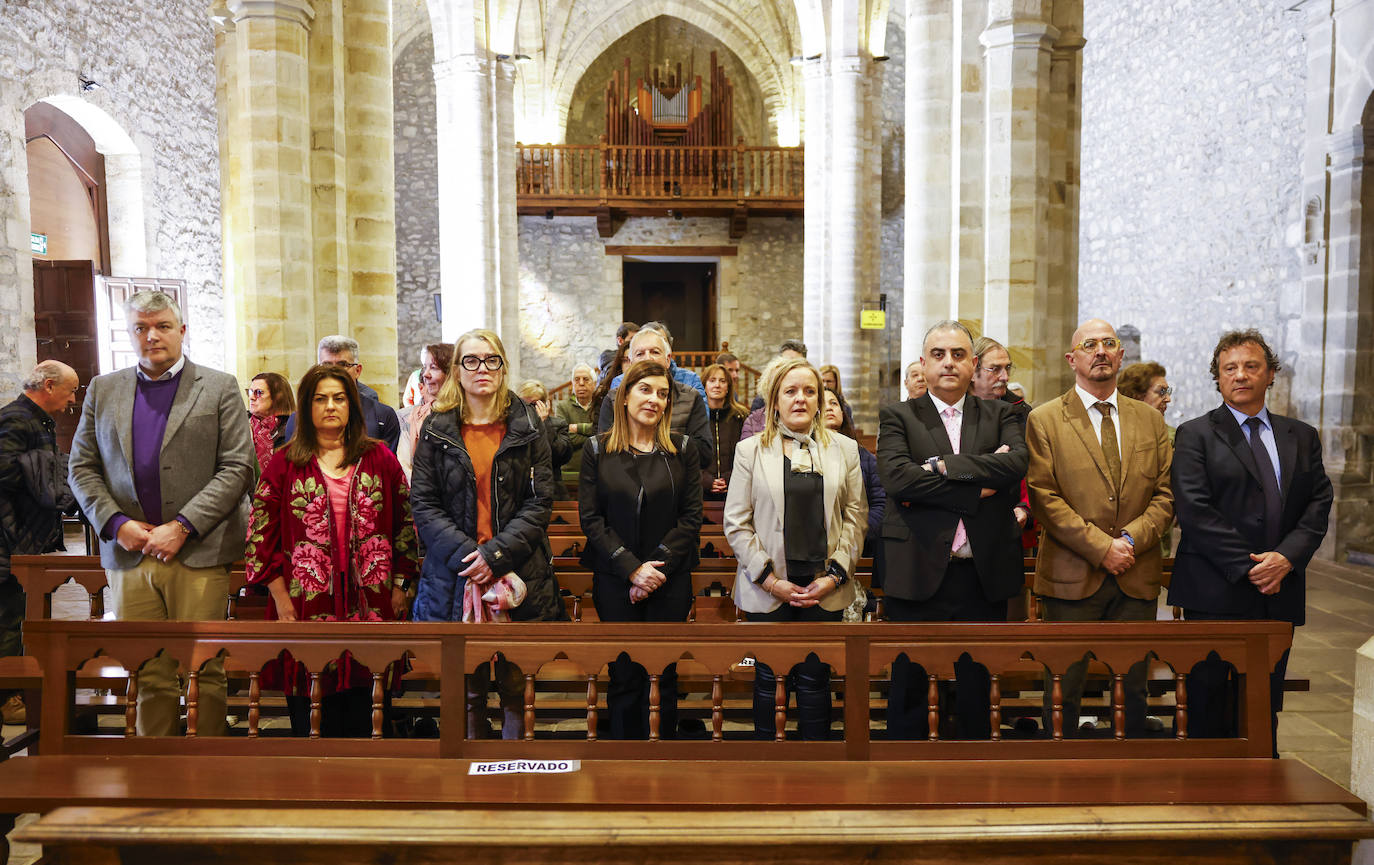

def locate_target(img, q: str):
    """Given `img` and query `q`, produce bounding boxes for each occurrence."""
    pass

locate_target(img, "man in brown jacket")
[1026,318,1174,736]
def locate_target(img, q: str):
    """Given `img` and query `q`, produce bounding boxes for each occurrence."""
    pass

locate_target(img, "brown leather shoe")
[1,694,25,725]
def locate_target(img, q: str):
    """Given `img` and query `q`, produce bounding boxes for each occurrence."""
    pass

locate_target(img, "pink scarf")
[461,575,527,623]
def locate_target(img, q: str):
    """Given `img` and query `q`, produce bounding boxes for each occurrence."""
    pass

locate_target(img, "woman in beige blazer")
[724,357,867,739]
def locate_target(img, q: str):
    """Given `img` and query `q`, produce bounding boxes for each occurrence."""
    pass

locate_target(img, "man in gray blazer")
[69,291,255,736]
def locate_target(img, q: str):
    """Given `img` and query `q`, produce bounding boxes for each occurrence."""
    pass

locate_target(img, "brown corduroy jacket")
[1026,388,1174,601]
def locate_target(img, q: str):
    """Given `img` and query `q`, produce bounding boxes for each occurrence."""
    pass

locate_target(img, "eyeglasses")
[1072,337,1121,353]
[460,354,505,372]
[1153,385,1174,398]
[981,363,1014,375]
[245,388,267,399]
[323,360,360,370]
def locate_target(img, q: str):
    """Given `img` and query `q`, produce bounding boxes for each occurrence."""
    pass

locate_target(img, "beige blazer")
[1026,389,1174,601]
[724,431,867,614]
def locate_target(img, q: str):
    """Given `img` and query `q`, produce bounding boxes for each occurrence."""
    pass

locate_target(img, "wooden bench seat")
[3,757,1369,865]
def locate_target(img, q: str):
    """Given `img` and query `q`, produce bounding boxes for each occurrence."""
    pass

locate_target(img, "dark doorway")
[622,260,717,350]
[33,260,97,451]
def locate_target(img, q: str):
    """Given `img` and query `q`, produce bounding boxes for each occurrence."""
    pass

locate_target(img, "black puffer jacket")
[410,393,565,621]
[0,394,68,584]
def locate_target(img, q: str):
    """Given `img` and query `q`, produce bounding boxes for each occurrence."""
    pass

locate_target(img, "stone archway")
[35,95,146,277]
[546,0,798,145]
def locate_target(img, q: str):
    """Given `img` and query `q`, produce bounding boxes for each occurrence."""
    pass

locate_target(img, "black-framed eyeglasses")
[460,354,505,372]
[1072,337,1121,353]
[323,360,360,370]
[245,388,267,398]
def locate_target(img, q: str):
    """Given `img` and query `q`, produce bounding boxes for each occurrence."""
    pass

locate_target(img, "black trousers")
[746,603,842,740]
[594,572,692,740]
[1183,608,1291,758]
[883,559,1007,740]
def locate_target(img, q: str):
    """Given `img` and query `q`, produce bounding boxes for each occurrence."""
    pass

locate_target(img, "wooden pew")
[5,758,1370,865]
[17,618,1293,758]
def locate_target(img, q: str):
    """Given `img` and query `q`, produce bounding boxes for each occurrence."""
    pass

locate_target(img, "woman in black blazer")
[579,360,703,738]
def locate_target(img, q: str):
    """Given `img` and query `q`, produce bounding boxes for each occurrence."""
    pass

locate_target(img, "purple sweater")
[104,372,184,539]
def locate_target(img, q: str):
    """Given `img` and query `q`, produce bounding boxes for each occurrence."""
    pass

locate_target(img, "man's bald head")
[23,360,80,415]
[1066,318,1124,396]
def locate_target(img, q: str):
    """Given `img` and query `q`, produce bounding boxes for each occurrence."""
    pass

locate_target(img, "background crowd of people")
[0,293,1332,750]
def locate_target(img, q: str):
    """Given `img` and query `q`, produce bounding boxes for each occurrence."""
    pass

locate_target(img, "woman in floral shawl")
[246,364,418,622]
[245,365,418,736]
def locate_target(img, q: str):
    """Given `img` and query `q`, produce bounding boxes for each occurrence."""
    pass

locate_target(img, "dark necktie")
[1245,417,1282,547]
[1094,402,1121,486]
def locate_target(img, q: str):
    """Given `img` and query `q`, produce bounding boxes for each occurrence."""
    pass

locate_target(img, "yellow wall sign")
[860,309,885,330]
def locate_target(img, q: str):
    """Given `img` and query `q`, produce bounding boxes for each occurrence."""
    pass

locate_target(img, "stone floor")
[4,555,1372,864]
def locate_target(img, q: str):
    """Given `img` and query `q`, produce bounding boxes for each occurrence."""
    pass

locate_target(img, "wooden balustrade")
[20,618,1290,760]
[516,141,803,205]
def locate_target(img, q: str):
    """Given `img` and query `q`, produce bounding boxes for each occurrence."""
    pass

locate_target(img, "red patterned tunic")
[245,445,418,622]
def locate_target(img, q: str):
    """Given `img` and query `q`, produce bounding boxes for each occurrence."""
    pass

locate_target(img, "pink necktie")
[942,407,969,554]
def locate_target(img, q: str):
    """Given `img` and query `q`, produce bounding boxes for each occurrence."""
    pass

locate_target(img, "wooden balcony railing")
[516,138,803,204]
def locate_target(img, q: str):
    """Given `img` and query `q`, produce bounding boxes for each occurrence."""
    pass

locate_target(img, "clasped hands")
[762,572,837,607]
[116,519,188,564]
[629,560,667,603]
[1247,550,1291,595]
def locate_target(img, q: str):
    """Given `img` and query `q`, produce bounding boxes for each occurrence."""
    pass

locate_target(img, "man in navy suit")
[284,335,400,452]
[1169,329,1332,754]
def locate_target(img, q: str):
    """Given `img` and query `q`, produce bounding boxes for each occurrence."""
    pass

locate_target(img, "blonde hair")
[759,358,830,447]
[434,329,512,422]
[516,379,549,403]
[605,361,676,454]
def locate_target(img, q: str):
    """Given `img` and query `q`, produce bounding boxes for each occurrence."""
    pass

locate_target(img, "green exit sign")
[30,233,47,255]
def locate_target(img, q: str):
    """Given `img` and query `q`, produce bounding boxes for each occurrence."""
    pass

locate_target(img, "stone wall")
[516,214,805,390]
[0,0,222,391]
[518,216,620,386]
[878,4,907,400]
[393,32,442,393]
[1078,0,1305,425]
[564,17,770,146]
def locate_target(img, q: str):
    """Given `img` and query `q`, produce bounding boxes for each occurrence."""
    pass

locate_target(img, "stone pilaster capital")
[799,57,828,81]
[831,54,869,77]
[225,0,314,29]
[209,0,235,32]
[1327,127,1365,169]
[433,53,491,82]
[1052,27,1087,53]
[980,16,1060,52]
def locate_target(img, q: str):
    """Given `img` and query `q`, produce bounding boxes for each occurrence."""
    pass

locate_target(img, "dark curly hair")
[1210,330,1280,391]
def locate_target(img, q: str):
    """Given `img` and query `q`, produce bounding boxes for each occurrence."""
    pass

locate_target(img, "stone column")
[902,0,956,366]
[827,55,869,419]
[308,0,347,341]
[980,0,1059,403]
[493,59,521,379]
[434,53,508,347]
[1319,129,1372,558]
[222,0,316,385]
[1355,636,1374,865]
[802,58,830,363]
[343,0,399,399]
[1045,7,1085,395]
[955,0,988,330]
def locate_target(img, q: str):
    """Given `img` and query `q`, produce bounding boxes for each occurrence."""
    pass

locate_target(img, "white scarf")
[778,424,822,476]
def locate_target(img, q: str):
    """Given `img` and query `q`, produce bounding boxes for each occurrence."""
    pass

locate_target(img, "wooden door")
[33,259,97,451]
[99,277,187,373]
[622,260,716,351]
